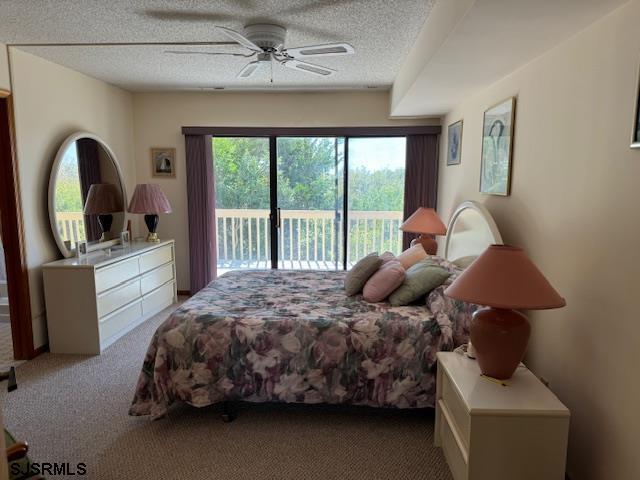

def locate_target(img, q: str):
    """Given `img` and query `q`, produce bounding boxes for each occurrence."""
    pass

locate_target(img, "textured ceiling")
[0,0,435,92]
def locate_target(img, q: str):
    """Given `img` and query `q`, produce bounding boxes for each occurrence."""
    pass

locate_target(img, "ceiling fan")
[165,24,355,79]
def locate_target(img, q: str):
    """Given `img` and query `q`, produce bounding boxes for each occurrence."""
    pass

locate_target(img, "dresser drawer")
[99,300,143,343]
[95,257,140,293]
[141,262,174,296]
[139,245,173,274]
[97,278,141,318]
[142,280,175,316]
[442,370,471,448]
[439,399,469,480]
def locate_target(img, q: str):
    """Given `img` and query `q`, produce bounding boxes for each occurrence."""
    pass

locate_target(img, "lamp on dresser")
[83,183,123,241]
[128,184,172,243]
[445,244,565,379]
[400,207,447,255]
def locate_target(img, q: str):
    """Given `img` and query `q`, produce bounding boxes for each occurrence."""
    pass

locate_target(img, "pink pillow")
[396,243,428,269]
[363,260,406,303]
[379,251,396,264]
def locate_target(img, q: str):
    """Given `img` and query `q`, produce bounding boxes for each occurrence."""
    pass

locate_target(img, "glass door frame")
[203,125,441,271]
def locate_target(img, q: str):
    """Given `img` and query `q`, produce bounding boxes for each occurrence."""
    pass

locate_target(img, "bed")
[130,201,502,419]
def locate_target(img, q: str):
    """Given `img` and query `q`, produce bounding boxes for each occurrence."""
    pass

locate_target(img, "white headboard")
[443,201,502,262]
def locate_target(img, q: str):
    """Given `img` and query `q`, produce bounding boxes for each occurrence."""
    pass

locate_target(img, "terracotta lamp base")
[416,234,438,255]
[470,307,531,379]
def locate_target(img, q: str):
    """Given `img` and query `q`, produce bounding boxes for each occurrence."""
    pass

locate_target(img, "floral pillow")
[426,272,480,346]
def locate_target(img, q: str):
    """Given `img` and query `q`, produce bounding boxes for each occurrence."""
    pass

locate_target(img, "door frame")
[0,90,36,360]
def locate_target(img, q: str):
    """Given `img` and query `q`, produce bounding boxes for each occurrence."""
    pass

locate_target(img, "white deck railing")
[55,212,86,246]
[216,209,404,267]
[57,210,405,268]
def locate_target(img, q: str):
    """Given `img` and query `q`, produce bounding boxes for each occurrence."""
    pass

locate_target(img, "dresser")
[435,352,570,480]
[43,240,177,354]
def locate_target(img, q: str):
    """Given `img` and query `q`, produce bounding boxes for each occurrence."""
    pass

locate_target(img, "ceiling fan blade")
[237,61,264,79]
[284,43,354,58]
[273,0,361,16]
[217,26,263,53]
[165,50,253,57]
[144,10,236,24]
[281,59,335,77]
[11,41,238,47]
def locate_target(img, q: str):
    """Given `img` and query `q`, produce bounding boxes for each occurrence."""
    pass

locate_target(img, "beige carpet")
[3,302,452,480]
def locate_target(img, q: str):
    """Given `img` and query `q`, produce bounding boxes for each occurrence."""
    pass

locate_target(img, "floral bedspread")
[130,269,472,419]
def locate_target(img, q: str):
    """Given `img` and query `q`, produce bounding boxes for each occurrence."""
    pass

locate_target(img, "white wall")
[437,1,640,478]
[0,44,9,91]
[132,91,438,291]
[9,49,136,348]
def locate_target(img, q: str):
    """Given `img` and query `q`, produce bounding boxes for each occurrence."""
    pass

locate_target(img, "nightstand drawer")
[442,370,471,448]
[439,399,469,480]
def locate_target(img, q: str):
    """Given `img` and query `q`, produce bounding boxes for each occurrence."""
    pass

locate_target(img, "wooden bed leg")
[221,401,236,423]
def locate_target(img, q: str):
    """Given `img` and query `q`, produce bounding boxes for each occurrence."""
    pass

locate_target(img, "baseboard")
[177,290,191,297]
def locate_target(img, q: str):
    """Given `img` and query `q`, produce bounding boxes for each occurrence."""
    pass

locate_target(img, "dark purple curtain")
[185,134,217,294]
[76,138,102,242]
[402,134,440,250]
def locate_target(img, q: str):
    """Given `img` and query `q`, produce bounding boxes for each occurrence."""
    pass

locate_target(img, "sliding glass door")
[276,137,344,270]
[347,137,406,266]
[213,134,405,273]
[213,137,270,274]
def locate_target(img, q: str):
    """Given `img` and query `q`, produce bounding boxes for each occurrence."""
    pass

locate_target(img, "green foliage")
[212,137,406,263]
[54,148,84,212]
[213,137,404,212]
[213,137,270,209]
[54,179,83,212]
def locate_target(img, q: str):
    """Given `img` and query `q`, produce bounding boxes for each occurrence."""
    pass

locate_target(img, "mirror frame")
[48,131,127,258]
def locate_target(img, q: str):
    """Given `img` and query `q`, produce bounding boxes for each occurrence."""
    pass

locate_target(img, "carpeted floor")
[3,302,452,480]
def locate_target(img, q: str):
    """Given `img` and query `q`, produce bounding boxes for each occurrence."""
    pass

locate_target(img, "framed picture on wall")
[480,97,516,196]
[632,65,640,149]
[447,119,463,165]
[151,147,176,177]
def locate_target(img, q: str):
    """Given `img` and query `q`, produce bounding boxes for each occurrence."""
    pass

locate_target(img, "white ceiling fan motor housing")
[244,24,287,51]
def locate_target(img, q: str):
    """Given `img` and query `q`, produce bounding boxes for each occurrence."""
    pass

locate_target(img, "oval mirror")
[48,132,127,258]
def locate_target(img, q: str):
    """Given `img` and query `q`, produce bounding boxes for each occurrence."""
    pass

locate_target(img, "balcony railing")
[55,212,86,246]
[216,209,404,270]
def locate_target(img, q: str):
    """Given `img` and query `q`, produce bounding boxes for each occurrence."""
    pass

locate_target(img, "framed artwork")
[632,65,640,149]
[151,148,176,177]
[447,119,463,165]
[480,97,516,196]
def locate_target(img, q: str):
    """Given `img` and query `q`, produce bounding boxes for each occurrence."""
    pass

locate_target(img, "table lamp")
[128,184,172,243]
[444,245,565,379]
[400,207,447,254]
[83,183,123,241]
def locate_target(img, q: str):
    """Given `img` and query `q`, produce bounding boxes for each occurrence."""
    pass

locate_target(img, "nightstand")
[435,352,570,480]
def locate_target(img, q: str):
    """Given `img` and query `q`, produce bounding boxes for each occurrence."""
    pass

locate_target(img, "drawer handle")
[438,399,469,463]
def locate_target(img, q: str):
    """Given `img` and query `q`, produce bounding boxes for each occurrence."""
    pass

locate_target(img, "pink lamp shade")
[128,184,172,214]
[83,183,123,214]
[444,245,565,309]
[400,207,447,235]
[445,245,565,379]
